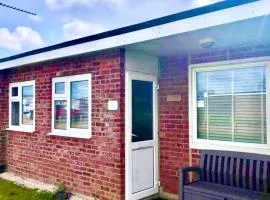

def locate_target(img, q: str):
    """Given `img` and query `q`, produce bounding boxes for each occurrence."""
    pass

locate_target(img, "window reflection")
[11,102,19,126]
[70,81,88,129]
[54,100,67,129]
[22,86,34,125]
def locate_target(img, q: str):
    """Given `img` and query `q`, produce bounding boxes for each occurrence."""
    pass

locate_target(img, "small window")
[11,102,19,126]
[12,87,18,97]
[55,82,65,94]
[51,74,91,139]
[9,81,35,132]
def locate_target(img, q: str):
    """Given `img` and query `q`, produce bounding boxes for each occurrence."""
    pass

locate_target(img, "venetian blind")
[196,66,266,144]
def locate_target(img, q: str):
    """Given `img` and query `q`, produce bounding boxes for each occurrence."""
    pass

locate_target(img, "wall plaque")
[166,95,181,102]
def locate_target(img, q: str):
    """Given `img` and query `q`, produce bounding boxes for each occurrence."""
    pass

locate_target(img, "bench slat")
[243,159,247,189]
[249,160,254,190]
[256,160,260,191]
[211,155,216,183]
[217,156,222,184]
[206,154,211,182]
[229,157,234,186]
[236,158,240,188]
[200,152,206,181]
[263,161,267,193]
[224,157,228,185]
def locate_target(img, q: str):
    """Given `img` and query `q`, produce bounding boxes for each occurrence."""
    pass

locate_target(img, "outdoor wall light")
[199,37,216,49]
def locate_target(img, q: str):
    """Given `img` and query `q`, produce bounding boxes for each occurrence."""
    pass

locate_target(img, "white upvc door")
[125,71,159,200]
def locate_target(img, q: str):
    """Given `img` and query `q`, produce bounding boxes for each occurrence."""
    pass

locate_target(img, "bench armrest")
[179,167,202,200]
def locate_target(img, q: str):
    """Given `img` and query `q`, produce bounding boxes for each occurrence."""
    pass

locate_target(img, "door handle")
[131,133,137,137]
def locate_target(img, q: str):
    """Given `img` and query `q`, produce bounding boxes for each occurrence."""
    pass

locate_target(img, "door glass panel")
[132,80,153,142]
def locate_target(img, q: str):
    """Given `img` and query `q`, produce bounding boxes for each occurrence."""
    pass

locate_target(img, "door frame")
[125,71,159,200]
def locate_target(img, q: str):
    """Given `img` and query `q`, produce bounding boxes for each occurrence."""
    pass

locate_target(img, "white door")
[125,71,159,200]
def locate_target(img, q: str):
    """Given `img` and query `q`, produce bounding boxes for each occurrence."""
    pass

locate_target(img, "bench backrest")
[200,150,270,193]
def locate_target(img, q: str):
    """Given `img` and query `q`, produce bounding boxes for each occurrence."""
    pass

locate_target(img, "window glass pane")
[233,67,266,144]
[196,66,267,144]
[208,95,232,141]
[12,87,18,97]
[71,81,88,129]
[208,70,232,95]
[11,102,20,126]
[22,86,34,125]
[132,80,153,142]
[54,100,67,130]
[234,67,265,93]
[55,82,65,94]
[197,72,207,139]
[196,72,207,100]
[234,94,266,144]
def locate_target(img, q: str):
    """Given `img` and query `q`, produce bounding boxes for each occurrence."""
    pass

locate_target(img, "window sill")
[6,127,35,133]
[190,140,270,155]
[48,132,91,139]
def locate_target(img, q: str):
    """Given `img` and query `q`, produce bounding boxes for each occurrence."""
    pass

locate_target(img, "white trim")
[50,74,92,139]
[189,58,270,155]
[8,80,35,133]
[266,66,270,146]
[1,0,270,69]
[125,71,159,200]
[189,56,270,69]
[6,127,35,133]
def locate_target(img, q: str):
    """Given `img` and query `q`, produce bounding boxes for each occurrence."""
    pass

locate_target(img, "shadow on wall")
[0,130,7,173]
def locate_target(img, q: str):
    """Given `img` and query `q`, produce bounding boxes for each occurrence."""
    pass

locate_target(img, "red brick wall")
[2,43,270,199]
[4,50,125,200]
[159,56,189,195]
[159,44,270,196]
[0,72,8,168]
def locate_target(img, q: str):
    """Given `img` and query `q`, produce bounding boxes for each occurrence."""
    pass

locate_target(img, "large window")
[51,74,91,139]
[9,80,35,132]
[190,61,270,154]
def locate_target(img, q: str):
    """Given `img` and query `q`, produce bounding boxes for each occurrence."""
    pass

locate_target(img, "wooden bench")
[179,150,270,200]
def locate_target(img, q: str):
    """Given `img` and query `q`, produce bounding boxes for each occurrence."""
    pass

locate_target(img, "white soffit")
[0,0,270,69]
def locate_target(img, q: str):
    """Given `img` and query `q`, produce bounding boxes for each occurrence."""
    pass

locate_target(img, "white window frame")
[50,74,92,139]
[189,58,270,155]
[8,80,35,133]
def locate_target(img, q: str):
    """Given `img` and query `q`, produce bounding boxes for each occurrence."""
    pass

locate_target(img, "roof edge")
[0,0,259,63]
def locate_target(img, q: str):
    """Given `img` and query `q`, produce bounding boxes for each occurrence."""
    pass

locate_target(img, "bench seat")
[184,181,269,200]
[179,150,270,200]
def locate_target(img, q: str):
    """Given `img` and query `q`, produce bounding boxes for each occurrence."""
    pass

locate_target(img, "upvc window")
[51,74,91,139]
[9,80,35,132]
[190,60,270,155]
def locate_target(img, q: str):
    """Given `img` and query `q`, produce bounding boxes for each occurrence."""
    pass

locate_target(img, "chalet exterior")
[0,0,269,199]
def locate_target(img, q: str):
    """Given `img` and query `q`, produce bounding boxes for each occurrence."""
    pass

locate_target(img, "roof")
[0,0,258,63]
